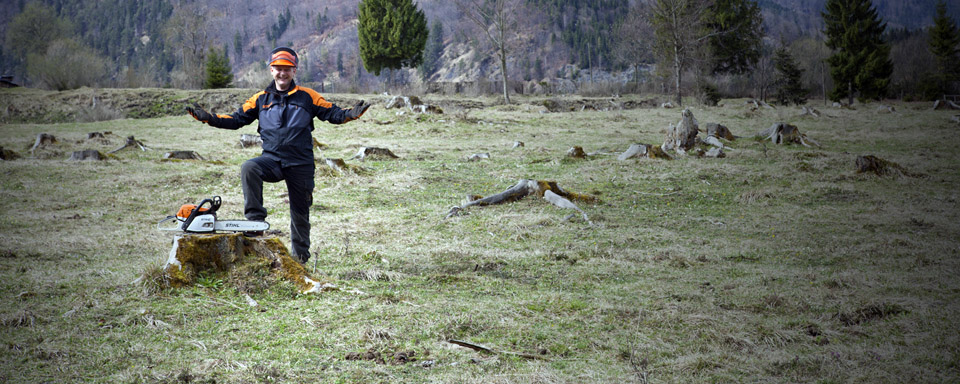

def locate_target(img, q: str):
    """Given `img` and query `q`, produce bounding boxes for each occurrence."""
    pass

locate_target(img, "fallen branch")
[544,190,592,225]
[447,339,546,360]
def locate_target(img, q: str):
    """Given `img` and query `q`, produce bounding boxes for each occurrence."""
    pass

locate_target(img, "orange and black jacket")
[208,80,355,167]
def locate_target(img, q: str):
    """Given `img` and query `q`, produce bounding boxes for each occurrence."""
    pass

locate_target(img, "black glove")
[345,100,370,120]
[186,102,215,124]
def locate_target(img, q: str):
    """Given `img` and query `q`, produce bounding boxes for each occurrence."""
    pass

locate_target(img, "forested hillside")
[0,0,956,97]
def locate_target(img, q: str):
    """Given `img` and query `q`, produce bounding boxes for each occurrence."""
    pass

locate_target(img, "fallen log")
[467,153,490,162]
[444,179,598,220]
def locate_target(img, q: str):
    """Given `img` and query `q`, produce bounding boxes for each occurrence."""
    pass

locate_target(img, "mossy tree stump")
[164,233,330,294]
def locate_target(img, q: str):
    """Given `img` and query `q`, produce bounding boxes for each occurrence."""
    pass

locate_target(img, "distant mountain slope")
[0,0,957,87]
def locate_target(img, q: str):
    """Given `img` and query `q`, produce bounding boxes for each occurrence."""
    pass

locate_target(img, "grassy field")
[1,88,958,383]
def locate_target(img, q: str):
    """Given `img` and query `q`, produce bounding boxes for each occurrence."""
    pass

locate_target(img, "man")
[186,47,369,264]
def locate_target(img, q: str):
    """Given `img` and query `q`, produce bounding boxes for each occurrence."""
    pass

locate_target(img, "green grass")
[1,88,959,382]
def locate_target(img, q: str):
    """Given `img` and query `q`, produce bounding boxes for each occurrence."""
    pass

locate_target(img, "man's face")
[270,65,296,91]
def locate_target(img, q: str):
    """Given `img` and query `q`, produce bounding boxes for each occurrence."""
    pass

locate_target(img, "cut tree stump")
[566,146,586,158]
[662,108,699,154]
[318,157,368,176]
[0,146,20,160]
[799,106,821,117]
[109,135,149,153]
[351,147,400,160]
[855,155,917,177]
[703,123,736,141]
[239,134,262,148]
[30,133,57,152]
[444,179,598,220]
[758,123,820,147]
[162,151,204,160]
[68,150,108,161]
[163,233,334,294]
[618,143,672,161]
[875,105,895,114]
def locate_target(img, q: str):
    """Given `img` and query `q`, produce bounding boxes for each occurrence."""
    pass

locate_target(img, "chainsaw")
[157,196,270,233]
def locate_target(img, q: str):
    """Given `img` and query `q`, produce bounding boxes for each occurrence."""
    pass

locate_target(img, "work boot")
[296,252,310,265]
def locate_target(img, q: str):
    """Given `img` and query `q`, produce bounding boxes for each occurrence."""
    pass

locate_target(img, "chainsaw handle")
[182,196,221,232]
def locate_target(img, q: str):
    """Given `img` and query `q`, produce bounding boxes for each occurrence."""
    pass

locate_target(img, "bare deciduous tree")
[453,0,524,104]
[646,0,712,106]
[164,4,214,89]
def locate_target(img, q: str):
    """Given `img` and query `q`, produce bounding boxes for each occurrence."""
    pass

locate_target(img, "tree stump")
[109,135,149,153]
[662,108,699,154]
[758,123,820,147]
[351,147,399,160]
[162,151,204,160]
[239,134,262,148]
[163,233,332,294]
[318,158,368,176]
[566,146,586,158]
[703,123,736,141]
[68,150,108,161]
[30,133,57,152]
[855,155,915,177]
[618,143,672,161]
[799,106,821,117]
[875,105,895,114]
[0,146,19,161]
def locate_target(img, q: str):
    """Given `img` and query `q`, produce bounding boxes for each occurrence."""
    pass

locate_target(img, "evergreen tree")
[234,31,244,63]
[418,20,444,81]
[929,0,960,79]
[357,0,428,78]
[337,51,344,74]
[705,0,763,74]
[773,45,808,106]
[822,0,893,103]
[204,46,232,89]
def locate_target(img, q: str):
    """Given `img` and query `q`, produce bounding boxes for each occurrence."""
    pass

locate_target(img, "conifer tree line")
[0,0,957,103]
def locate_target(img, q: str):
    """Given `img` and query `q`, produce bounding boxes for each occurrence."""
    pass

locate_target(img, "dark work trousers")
[240,157,315,261]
